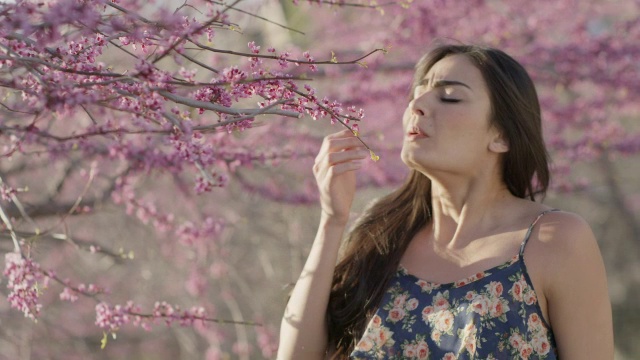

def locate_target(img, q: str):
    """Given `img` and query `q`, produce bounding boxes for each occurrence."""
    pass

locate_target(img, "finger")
[320,129,361,151]
[327,149,369,165]
[329,161,362,175]
[325,137,365,152]
[325,128,358,140]
[315,145,367,171]
[316,138,365,164]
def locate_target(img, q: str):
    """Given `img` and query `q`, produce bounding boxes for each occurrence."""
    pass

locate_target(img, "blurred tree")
[0,0,638,359]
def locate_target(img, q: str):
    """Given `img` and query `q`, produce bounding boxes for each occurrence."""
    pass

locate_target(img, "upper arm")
[540,212,614,359]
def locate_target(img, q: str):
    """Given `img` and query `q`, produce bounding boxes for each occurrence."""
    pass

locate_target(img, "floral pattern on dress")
[354,314,396,359]
[351,255,558,360]
[456,322,478,357]
[393,333,431,360]
[464,280,511,328]
[421,291,458,345]
[494,313,553,359]
[382,286,419,332]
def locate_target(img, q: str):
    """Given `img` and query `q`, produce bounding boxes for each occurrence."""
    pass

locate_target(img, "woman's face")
[401,54,506,178]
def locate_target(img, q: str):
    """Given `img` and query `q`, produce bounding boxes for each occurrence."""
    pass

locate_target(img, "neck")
[426,172,515,248]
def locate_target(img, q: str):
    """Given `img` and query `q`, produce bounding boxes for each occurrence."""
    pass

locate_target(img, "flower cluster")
[194,172,228,193]
[0,0,373,218]
[0,182,16,201]
[95,301,210,332]
[255,324,279,358]
[3,252,45,320]
[153,301,208,327]
[112,178,175,233]
[95,301,143,332]
[175,217,225,247]
[60,282,106,303]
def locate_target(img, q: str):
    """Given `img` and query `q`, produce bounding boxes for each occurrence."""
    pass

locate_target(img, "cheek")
[402,107,412,128]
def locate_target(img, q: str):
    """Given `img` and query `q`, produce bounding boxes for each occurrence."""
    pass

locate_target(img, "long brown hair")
[325,44,550,357]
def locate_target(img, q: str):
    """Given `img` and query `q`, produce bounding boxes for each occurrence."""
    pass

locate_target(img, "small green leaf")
[370,150,380,162]
[101,332,108,349]
[330,51,338,63]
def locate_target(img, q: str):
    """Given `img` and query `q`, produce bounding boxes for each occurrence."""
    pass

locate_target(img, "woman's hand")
[313,129,369,225]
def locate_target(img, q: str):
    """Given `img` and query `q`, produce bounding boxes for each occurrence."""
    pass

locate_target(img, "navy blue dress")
[350,210,560,359]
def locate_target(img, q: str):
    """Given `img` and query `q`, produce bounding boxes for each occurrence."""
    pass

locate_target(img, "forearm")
[277,213,347,360]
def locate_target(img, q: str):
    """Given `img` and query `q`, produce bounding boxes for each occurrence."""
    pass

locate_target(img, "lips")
[407,125,429,139]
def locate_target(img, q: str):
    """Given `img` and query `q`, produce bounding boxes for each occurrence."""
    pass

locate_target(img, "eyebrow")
[419,78,472,91]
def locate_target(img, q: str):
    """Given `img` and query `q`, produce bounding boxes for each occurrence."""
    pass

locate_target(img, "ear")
[489,132,509,153]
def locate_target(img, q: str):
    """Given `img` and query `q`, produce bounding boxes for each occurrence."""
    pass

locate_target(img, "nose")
[410,86,434,117]
[410,97,426,117]
[412,105,425,116]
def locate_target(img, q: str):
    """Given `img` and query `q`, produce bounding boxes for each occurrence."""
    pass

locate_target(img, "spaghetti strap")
[519,208,561,257]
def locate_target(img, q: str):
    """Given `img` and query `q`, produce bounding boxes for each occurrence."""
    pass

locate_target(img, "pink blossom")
[0,182,17,201]
[232,341,252,357]
[60,287,79,303]
[248,41,260,54]
[3,252,44,320]
[0,0,637,356]
[176,217,225,247]
[255,324,279,358]
[222,66,247,83]
[95,301,138,332]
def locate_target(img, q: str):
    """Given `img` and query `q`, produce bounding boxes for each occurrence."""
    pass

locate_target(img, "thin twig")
[150,0,239,65]
[188,40,387,65]
[0,55,125,78]
[36,164,97,237]
[127,310,262,326]
[157,90,301,118]
[288,87,373,151]
[0,190,22,255]
[0,101,38,115]
[0,175,39,238]
[177,51,220,74]
[208,0,305,35]
[299,0,397,8]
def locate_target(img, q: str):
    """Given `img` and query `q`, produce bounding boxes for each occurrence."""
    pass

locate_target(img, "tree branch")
[157,90,301,118]
[208,0,305,35]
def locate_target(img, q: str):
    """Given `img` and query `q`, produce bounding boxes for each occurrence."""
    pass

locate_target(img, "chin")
[401,152,444,177]
[400,150,424,171]
[400,148,412,167]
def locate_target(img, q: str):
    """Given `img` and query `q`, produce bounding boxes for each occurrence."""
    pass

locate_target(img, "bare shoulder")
[526,210,606,295]
[526,211,613,358]
[533,210,599,257]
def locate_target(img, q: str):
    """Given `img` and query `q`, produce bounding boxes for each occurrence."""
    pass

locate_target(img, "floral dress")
[351,210,560,360]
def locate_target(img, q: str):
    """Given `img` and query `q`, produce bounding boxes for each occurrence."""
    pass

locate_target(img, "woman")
[278,44,613,359]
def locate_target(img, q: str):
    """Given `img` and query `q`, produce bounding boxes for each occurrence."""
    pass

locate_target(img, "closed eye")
[440,98,461,103]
